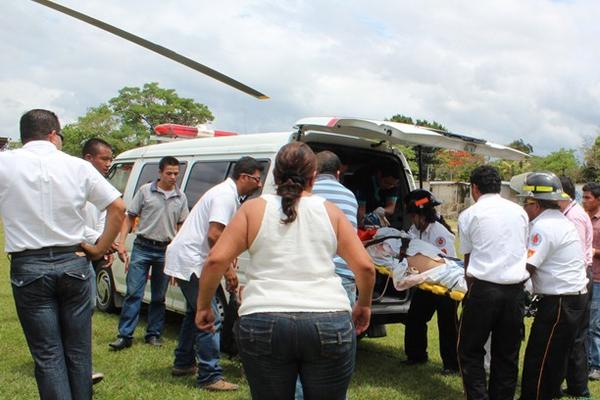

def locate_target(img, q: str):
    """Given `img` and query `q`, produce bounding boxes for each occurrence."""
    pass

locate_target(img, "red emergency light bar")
[154,123,238,138]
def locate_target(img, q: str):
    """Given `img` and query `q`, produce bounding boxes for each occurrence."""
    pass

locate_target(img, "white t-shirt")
[458,193,530,284]
[83,201,106,244]
[164,178,240,280]
[0,141,121,252]
[408,220,456,257]
[527,209,588,295]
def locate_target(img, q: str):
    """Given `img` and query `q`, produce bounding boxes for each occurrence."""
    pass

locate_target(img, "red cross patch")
[531,233,542,246]
[436,236,446,247]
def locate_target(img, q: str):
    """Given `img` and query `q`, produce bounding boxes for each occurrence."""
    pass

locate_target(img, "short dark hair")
[20,109,61,143]
[559,176,576,200]
[316,151,341,176]
[583,182,600,198]
[232,156,264,179]
[159,156,180,171]
[470,165,501,194]
[82,138,113,158]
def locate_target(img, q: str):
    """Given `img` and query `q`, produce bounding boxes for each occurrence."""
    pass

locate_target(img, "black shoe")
[441,368,460,376]
[402,358,428,366]
[108,337,132,351]
[145,336,162,347]
[560,387,591,399]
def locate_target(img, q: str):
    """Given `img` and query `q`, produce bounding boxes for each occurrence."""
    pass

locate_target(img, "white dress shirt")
[0,141,121,252]
[458,193,530,284]
[164,178,240,280]
[527,209,588,295]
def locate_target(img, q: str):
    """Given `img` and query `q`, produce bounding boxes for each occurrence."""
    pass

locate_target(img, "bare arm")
[117,214,135,262]
[383,199,397,216]
[207,222,238,292]
[196,208,250,331]
[81,199,126,260]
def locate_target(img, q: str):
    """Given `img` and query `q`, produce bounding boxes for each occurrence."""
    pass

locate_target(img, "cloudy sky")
[2,0,599,155]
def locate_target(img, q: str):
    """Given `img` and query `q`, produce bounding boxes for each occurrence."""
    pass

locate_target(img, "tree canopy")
[62,82,213,156]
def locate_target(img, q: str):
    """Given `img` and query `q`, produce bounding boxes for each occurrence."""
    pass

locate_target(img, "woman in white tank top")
[195,142,375,400]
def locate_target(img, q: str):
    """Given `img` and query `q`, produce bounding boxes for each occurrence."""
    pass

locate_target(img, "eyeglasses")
[54,130,64,141]
[242,173,261,183]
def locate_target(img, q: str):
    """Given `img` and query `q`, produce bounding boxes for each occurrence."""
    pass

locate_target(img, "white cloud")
[0,0,598,156]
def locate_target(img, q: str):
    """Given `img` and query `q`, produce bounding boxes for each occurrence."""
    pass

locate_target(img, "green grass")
[1,223,599,399]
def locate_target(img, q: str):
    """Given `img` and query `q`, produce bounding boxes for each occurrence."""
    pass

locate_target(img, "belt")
[136,236,170,247]
[539,289,587,297]
[9,245,82,258]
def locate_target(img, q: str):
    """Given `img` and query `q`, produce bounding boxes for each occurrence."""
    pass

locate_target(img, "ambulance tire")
[96,266,118,313]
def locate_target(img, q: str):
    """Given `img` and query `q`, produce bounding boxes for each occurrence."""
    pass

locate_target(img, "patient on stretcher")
[366,232,467,300]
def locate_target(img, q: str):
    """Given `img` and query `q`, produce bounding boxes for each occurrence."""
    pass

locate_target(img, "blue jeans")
[238,311,355,400]
[173,276,223,385]
[11,252,93,400]
[296,276,355,400]
[589,282,600,368]
[117,240,168,339]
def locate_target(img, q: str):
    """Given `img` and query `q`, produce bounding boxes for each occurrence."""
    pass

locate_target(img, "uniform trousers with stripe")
[520,293,587,400]
[458,280,526,400]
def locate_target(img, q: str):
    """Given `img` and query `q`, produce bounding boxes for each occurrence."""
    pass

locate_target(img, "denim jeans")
[117,240,169,339]
[11,252,93,400]
[589,282,600,368]
[296,276,355,400]
[238,311,355,400]
[173,276,223,385]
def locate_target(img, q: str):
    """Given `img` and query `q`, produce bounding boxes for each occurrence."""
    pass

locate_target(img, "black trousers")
[458,280,525,400]
[520,293,587,400]
[405,288,459,369]
[562,272,592,395]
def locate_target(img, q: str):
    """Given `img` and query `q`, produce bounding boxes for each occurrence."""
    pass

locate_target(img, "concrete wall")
[425,181,518,218]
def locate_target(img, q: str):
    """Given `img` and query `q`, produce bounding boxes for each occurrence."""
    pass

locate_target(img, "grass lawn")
[1,224,598,399]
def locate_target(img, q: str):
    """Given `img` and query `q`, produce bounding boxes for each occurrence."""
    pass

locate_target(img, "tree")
[436,149,485,181]
[581,135,600,182]
[530,148,580,179]
[491,139,534,180]
[507,139,533,154]
[62,82,214,156]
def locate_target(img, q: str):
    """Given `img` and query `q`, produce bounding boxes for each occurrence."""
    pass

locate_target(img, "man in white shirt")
[81,137,115,386]
[519,172,588,400]
[165,156,263,391]
[457,165,529,400]
[0,109,124,400]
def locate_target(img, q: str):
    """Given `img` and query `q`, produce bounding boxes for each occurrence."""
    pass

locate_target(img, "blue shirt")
[312,174,358,279]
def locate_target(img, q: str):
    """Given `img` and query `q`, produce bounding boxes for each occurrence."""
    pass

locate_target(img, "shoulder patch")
[435,236,446,247]
[531,233,543,246]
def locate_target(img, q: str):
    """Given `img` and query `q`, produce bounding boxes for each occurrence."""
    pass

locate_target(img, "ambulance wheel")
[96,266,117,313]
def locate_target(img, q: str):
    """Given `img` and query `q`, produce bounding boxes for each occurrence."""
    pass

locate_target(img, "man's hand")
[80,242,106,261]
[104,253,114,268]
[117,243,128,263]
[224,266,239,293]
[352,304,371,335]
[373,207,390,227]
[195,307,216,332]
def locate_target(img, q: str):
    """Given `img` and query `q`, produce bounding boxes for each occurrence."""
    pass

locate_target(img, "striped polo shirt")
[312,174,358,279]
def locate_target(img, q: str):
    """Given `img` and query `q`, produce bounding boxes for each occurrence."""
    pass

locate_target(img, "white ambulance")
[97,117,525,338]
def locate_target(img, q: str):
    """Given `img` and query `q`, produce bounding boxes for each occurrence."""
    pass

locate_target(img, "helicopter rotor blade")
[31,0,269,99]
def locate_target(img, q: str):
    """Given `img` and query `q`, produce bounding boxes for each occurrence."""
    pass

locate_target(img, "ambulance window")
[184,161,230,208]
[134,161,187,193]
[107,162,134,194]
